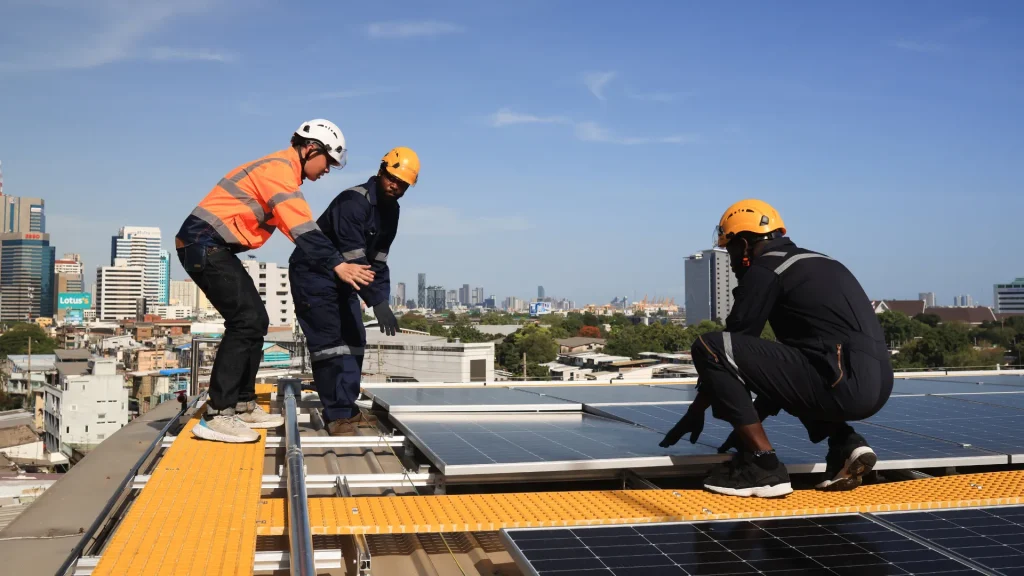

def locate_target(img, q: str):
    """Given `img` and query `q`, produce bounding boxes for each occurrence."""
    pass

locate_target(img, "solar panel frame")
[512,385,697,406]
[590,405,1007,474]
[878,505,1024,575]
[917,374,1024,387]
[892,378,1024,396]
[361,386,581,413]
[501,514,986,576]
[390,412,727,476]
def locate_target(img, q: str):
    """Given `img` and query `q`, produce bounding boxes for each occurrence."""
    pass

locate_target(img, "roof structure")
[926,305,998,325]
[880,299,926,316]
[9,369,1024,575]
[555,337,607,347]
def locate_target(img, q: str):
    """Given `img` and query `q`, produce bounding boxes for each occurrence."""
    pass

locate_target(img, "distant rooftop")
[54,349,91,362]
[556,337,607,347]
[6,355,57,372]
[56,362,90,379]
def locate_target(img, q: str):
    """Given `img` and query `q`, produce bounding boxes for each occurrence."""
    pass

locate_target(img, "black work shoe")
[816,432,877,491]
[704,452,793,498]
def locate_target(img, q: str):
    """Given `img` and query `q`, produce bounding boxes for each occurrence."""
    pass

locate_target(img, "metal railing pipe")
[280,378,315,576]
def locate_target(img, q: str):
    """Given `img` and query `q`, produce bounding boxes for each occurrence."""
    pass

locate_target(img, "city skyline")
[1,3,1020,308]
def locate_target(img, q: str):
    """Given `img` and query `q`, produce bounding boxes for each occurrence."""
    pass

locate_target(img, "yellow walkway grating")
[257,470,1024,535]
[92,410,266,576]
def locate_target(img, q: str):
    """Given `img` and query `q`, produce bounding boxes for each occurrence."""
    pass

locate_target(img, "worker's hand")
[333,263,374,291]
[717,396,780,453]
[659,404,706,447]
[373,302,398,336]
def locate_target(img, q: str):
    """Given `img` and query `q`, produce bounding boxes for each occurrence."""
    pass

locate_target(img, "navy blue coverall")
[289,176,398,422]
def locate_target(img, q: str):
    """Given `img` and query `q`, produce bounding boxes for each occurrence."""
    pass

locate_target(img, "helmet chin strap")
[298,144,328,181]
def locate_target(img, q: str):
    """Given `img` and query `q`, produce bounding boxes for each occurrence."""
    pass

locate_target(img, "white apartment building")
[684,248,738,326]
[43,358,129,457]
[362,331,495,383]
[241,260,294,327]
[149,304,193,320]
[111,226,165,305]
[95,259,144,320]
[55,254,85,276]
[995,278,1024,315]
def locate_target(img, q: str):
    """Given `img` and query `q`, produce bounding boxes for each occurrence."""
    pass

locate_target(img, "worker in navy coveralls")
[289,147,420,435]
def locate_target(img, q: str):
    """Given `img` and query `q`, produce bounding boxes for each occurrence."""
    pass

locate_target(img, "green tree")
[398,313,430,332]
[0,323,57,357]
[494,324,558,377]
[914,313,942,328]
[480,311,515,325]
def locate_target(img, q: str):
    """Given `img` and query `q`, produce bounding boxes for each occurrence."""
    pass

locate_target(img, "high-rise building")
[158,250,170,306]
[0,194,45,233]
[395,282,406,308]
[994,278,1024,315]
[684,249,737,327]
[459,283,470,305]
[111,226,165,305]
[446,289,458,309]
[0,231,55,321]
[241,260,294,327]
[55,254,84,277]
[54,255,85,295]
[170,279,198,309]
[953,294,974,308]
[918,292,936,308]
[417,273,426,308]
[52,272,86,322]
[538,286,545,299]
[472,287,484,305]
[96,259,145,320]
[426,286,446,311]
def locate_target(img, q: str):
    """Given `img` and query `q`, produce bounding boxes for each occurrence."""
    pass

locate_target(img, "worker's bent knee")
[691,332,725,365]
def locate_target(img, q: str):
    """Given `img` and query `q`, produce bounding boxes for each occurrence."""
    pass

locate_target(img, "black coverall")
[693,238,893,443]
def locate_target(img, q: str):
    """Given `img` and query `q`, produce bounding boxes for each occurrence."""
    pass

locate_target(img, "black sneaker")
[816,432,877,491]
[704,452,793,498]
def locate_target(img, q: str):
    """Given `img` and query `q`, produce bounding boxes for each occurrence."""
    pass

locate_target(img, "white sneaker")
[192,414,260,443]
[236,402,284,429]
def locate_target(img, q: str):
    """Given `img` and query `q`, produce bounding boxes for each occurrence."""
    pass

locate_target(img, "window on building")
[85,425,88,432]
[66,426,69,433]
[98,413,106,419]
[470,359,486,382]
[97,434,105,440]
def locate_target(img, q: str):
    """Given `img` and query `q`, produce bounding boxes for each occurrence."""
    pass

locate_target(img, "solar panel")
[867,396,1024,462]
[512,385,696,405]
[390,412,725,476]
[361,387,580,412]
[592,405,1005,473]
[892,378,1024,396]
[939,393,1024,411]
[924,374,1024,387]
[879,506,1024,575]
[501,514,985,575]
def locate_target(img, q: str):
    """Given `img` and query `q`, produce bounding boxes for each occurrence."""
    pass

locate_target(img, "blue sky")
[1,1,1021,307]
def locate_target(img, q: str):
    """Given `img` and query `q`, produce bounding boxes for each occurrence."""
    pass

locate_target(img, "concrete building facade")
[96,259,144,320]
[240,260,294,327]
[0,194,45,234]
[417,273,426,308]
[43,358,129,457]
[169,279,198,309]
[111,226,165,305]
[362,331,495,383]
[684,248,737,326]
[995,278,1024,315]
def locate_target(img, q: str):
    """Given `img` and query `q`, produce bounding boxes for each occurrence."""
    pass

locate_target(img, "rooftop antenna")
[0,160,4,195]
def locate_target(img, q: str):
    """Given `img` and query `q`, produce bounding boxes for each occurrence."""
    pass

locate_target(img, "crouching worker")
[659,199,892,498]
[290,147,420,435]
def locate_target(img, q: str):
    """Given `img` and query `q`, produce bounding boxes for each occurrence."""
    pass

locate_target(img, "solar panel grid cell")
[880,506,1024,575]
[503,515,984,575]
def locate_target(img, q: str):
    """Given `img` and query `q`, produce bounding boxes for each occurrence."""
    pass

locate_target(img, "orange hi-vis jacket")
[176,147,344,270]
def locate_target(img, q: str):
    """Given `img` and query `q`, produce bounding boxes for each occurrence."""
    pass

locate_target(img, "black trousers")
[692,331,893,443]
[177,245,269,411]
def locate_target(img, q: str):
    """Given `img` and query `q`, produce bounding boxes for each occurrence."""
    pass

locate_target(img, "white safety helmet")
[295,119,347,168]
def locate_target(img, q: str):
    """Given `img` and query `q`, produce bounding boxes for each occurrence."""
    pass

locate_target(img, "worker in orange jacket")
[175,119,374,443]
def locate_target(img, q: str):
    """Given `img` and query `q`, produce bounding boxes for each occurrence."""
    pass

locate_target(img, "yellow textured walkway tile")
[257,470,1024,535]
[92,412,266,576]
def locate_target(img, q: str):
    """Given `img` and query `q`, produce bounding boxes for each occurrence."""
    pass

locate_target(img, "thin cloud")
[149,47,235,63]
[402,206,531,236]
[890,39,947,53]
[367,20,464,39]
[489,108,570,127]
[0,0,216,71]
[308,87,400,100]
[582,71,616,100]
[575,121,696,145]
[627,91,681,103]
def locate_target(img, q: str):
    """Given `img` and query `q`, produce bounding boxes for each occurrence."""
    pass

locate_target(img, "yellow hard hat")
[381,147,420,186]
[715,199,786,247]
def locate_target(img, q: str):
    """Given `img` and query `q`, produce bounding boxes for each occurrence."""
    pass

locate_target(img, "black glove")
[717,395,781,453]
[373,302,398,336]
[659,404,706,447]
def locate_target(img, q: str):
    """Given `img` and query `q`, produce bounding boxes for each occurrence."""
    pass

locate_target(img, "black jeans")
[177,244,269,411]
[692,331,893,443]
